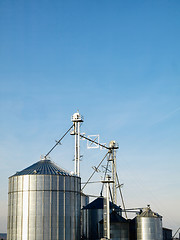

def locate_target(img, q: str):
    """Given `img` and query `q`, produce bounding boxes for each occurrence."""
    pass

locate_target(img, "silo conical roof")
[11,159,72,177]
[99,211,127,224]
[138,206,162,218]
[82,197,121,210]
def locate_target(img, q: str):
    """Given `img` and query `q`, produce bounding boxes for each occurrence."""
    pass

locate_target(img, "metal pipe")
[109,141,118,205]
[116,173,128,219]
[106,177,110,240]
[79,134,110,150]
[102,176,113,240]
[71,111,83,177]
[114,149,117,204]
[81,152,109,191]
[77,122,80,176]
[44,124,74,158]
[111,148,117,204]
[100,158,110,196]
[173,227,180,238]
[74,122,77,175]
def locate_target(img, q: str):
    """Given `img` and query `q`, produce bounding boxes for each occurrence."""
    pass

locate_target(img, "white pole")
[74,122,77,175]
[77,122,80,176]
[109,141,118,205]
[71,111,83,177]
[102,175,113,239]
[113,148,117,204]
[107,177,110,240]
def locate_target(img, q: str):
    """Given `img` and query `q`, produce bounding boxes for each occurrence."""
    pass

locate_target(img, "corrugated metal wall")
[7,174,81,240]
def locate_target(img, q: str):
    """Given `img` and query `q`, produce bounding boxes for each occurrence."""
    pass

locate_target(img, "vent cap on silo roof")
[11,159,73,177]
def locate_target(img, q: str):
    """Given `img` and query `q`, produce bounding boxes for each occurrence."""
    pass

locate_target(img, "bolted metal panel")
[7,160,81,240]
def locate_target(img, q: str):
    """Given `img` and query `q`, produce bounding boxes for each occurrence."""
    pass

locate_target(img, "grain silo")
[81,197,122,240]
[99,211,129,240]
[7,158,81,240]
[136,205,163,240]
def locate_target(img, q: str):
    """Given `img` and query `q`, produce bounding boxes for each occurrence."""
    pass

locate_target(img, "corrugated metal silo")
[81,193,89,239]
[99,211,129,240]
[81,192,89,209]
[136,206,163,240]
[7,159,81,240]
[81,197,122,240]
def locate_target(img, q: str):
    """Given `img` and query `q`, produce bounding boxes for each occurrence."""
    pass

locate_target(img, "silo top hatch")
[11,159,73,177]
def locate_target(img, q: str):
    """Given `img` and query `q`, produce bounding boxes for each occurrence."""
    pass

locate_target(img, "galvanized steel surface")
[136,207,163,240]
[81,193,89,209]
[110,223,129,240]
[99,211,129,240]
[136,216,163,240]
[82,208,103,240]
[81,198,122,240]
[7,161,81,240]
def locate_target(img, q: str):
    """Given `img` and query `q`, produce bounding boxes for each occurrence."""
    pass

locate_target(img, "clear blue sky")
[0,0,180,234]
